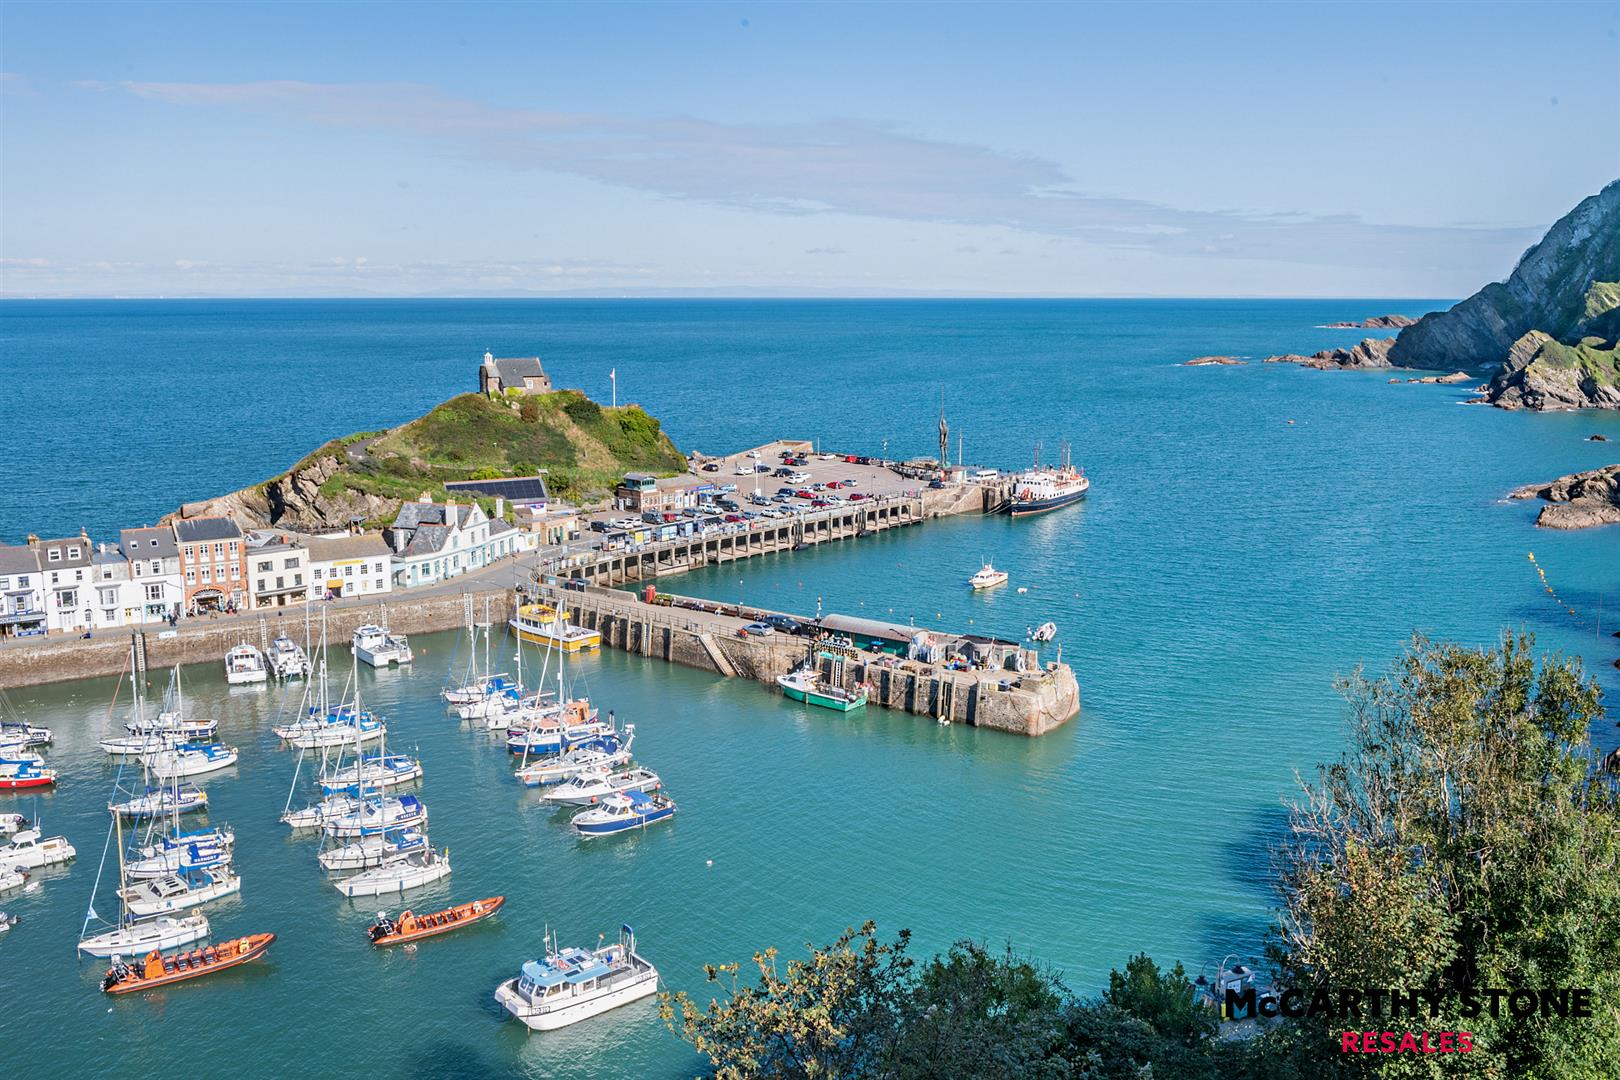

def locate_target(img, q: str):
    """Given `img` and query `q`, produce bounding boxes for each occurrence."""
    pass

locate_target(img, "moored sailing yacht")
[142,742,238,780]
[494,926,659,1030]
[118,864,240,919]
[318,826,427,872]
[332,846,450,897]
[514,728,633,787]
[319,753,422,794]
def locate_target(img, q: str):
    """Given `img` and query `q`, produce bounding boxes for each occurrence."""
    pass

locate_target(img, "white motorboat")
[571,790,677,836]
[143,742,238,780]
[332,847,449,897]
[542,767,662,807]
[353,624,413,667]
[1030,621,1058,643]
[321,795,428,838]
[111,785,208,819]
[119,867,240,919]
[317,827,427,872]
[0,866,27,892]
[77,913,210,958]
[968,562,1009,590]
[267,635,312,679]
[126,829,235,880]
[514,728,633,788]
[494,927,659,1031]
[224,642,269,685]
[319,753,423,794]
[0,829,77,870]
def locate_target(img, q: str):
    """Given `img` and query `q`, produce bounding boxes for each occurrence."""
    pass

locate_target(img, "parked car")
[724,513,744,523]
[763,614,803,635]
[794,489,813,499]
[755,464,771,473]
[810,499,831,508]
[750,494,771,506]
[702,462,720,471]
[928,479,946,489]
[739,621,775,637]
[747,450,761,458]
[849,492,867,501]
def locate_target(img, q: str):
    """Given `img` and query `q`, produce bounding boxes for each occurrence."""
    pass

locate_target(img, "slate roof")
[174,517,243,543]
[400,524,451,557]
[492,356,546,383]
[121,526,178,559]
[0,544,40,576]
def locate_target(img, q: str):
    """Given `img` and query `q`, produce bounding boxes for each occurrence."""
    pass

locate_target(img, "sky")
[1,1,1617,299]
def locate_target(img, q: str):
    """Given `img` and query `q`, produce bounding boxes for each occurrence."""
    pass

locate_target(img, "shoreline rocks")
[1321,314,1419,329]
[1264,336,1395,370]
[1183,355,1247,366]
[1508,463,1620,529]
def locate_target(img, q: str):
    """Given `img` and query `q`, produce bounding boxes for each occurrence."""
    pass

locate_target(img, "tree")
[1102,953,1217,1045]
[1271,632,1620,1078]
[660,921,911,1080]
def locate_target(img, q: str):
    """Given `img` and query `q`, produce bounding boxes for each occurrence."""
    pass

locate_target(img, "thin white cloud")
[115,79,1538,270]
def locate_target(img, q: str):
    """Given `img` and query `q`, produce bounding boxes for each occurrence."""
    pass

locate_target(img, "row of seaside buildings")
[0,488,583,639]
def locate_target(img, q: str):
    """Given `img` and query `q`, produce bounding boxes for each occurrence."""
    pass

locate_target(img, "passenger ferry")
[510,603,601,653]
[1005,445,1089,518]
[494,926,659,1031]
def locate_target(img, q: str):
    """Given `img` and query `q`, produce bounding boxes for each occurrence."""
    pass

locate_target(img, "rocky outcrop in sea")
[1322,314,1420,329]
[1263,337,1395,370]
[1508,463,1620,529]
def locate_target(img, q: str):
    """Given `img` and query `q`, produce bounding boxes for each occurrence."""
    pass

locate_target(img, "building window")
[287,557,300,569]
[229,564,240,579]
[228,541,238,554]
[213,543,224,556]
[67,546,80,559]
[293,573,302,586]
[103,609,117,622]
[59,589,78,606]
[47,549,61,563]
[16,575,27,588]
[0,577,7,590]
[344,565,353,578]
[275,576,284,589]
[257,561,272,573]
[257,579,267,593]
[374,561,383,575]
[146,584,163,601]
[185,569,196,583]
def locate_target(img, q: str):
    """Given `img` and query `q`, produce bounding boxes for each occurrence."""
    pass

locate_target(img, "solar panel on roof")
[445,477,549,501]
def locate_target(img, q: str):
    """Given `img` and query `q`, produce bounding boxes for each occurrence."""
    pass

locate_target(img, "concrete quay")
[533,583,1080,737]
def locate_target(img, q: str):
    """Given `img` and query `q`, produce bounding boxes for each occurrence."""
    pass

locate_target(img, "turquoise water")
[1,300,1617,1078]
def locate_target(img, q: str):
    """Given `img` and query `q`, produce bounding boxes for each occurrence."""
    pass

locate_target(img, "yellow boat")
[510,603,601,653]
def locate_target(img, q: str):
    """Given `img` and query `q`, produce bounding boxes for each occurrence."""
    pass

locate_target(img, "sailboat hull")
[78,914,210,958]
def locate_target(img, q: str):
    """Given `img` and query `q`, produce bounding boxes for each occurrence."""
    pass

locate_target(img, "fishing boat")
[142,742,238,780]
[321,794,428,838]
[505,700,609,755]
[0,756,56,790]
[968,562,1009,590]
[369,895,504,946]
[111,785,207,819]
[0,867,26,893]
[777,667,868,712]
[515,729,634,787]
[494,925,659,1030]
[266,635,312,679]
[224,642,269,685]
[0,828,77,869]
[319,753,422,794]
[100,933,275,995]
[353,623,413,667]
[318,827,427,872]
[571,790,677,836]
[118,865,240,919]
[332,846,450,897]
[1030,621,1058,643]
[1004,444,1089,518]
[543,767,662,807]
[510,603,601,653]
[125,826,234,879]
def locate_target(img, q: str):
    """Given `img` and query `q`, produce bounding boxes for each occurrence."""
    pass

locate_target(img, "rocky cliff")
[1509,463,1620,529]
[1388,180,1620,409]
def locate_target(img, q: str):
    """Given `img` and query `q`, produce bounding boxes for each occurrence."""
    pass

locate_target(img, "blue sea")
[0,300,1616,1079]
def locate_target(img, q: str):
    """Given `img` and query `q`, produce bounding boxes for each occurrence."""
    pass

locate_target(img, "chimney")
[418,491,432,503]
[80,526,90,542]
[495,496,505,519]
[26,534,39,547]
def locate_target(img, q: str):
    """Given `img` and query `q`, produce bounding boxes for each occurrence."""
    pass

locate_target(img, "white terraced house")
[305,532,393,600]
[0,543,47,639]
[385,496,524,589]
[121,525,184,624]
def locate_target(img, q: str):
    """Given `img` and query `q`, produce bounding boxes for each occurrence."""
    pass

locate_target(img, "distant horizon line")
[0,293,1457,303]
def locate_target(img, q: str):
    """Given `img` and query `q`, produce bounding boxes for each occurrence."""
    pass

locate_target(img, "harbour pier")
[528,582,1081,736]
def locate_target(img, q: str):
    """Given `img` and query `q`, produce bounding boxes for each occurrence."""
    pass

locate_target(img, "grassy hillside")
[270,390,684,527]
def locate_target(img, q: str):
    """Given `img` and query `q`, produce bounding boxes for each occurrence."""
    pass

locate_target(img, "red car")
[849,492,867,501]
[795,489,813,498]
[810,498,831,507]
[724,513,744,523]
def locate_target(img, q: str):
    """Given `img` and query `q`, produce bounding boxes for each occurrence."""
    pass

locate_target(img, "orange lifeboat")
[101,933,275,995]
[368,895,504,947]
